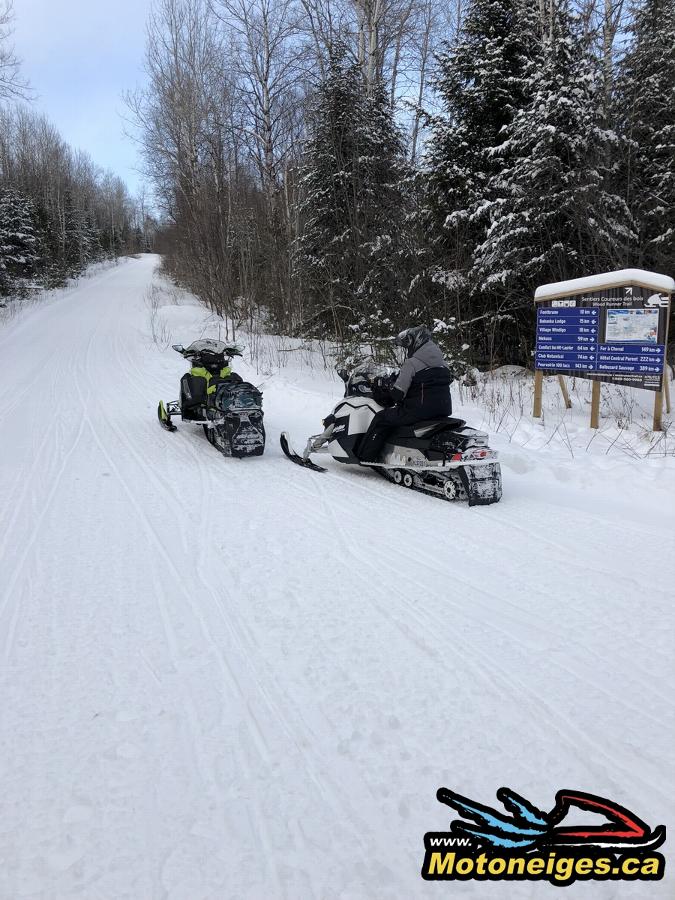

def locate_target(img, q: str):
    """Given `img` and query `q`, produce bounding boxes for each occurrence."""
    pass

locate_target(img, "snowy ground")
[0,255,673,899]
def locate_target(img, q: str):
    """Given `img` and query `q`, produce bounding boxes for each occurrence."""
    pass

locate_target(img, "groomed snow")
[0,256,673,899]
[534,268,675,299]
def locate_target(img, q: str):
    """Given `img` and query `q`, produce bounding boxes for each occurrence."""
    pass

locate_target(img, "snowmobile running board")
[280,432,326,472]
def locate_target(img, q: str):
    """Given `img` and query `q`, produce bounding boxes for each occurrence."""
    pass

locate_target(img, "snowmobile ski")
[158,400,178,431]
[280,432,326,472]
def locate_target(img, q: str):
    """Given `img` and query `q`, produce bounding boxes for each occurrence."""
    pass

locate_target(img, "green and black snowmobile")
[158,339,265,457]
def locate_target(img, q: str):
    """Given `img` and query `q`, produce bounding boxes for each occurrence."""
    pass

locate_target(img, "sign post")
[533,269,674,430]
[557,375,572,409]
[662,299,672,416]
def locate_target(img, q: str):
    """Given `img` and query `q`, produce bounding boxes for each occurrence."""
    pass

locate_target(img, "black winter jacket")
[391,340,452,417]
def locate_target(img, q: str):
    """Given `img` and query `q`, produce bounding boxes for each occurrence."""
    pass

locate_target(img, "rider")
[358,326,453,463]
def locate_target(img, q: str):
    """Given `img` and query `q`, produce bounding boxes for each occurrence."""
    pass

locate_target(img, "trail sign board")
[534,270,672,391]
[532,269,674,429]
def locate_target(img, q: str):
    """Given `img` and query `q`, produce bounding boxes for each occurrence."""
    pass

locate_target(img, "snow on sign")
[533,269,674,430]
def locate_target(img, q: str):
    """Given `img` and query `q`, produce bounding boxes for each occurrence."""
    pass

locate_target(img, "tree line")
[132,0,674,368]
[3,0,673,367]
[0,2,153,299]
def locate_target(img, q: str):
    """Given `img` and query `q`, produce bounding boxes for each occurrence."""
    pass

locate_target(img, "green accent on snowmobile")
[189,365,232,394]
[158,399,178,431]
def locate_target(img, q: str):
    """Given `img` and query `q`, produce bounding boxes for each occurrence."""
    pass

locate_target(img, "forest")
[2,0,675,368]
[0,2,150,298]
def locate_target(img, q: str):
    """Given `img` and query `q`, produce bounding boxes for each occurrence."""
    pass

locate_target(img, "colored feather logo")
[437,787,550,849]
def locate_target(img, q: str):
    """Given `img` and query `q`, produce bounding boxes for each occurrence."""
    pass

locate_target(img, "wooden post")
[664,366,671,415]
[590,380,601,428]
[662,294,672,416]
[533,370,544,418]
[653,389,664,432]
[558,375,572,409]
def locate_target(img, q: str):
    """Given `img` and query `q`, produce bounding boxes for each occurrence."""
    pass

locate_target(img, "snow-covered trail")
[0,256,673,899]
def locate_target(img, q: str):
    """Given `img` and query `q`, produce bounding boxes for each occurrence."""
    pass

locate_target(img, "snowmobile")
[158,339,265,457]
[280,360,502,505]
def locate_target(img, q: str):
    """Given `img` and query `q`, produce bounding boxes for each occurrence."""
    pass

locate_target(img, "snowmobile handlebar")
[336,364,398,385]
[172,343,243,361]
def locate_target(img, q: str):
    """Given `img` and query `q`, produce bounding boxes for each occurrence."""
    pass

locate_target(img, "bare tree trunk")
[601,0,624,125]
[0,0,30,99]
[410,0,434,163]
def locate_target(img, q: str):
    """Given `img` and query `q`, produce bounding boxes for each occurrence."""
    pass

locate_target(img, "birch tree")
[0,1,28,100]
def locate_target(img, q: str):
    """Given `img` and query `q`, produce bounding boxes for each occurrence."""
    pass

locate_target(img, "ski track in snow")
[0,256,673,899]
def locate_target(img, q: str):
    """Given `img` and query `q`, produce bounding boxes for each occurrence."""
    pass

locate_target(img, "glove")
[371,376,395,406]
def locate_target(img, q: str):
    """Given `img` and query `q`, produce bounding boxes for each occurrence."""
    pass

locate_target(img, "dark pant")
[358,406,422,463]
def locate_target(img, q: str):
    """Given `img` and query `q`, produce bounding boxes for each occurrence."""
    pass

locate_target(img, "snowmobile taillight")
[463,448,495,460]
[451,453,462,461]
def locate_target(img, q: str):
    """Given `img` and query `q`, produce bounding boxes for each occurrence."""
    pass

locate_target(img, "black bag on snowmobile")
[210,381,265,457]
[180,371,208,414]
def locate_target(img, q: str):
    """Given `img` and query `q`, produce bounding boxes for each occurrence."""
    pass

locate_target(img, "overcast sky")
[12,0,153,195]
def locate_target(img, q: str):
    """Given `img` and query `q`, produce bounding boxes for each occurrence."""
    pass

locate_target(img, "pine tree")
[63,193,100,273]
[419,0,539,364]
[0,187,40,296]
[616,0,675,273]
[472,5,635,336]
[423,0,538,287]
[296,55,410,343]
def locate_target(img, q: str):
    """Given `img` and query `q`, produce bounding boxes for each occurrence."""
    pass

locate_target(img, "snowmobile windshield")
[184,339,243,358]
[345,360,398,397]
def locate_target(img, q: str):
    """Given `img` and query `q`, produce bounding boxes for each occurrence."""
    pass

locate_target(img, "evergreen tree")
[472,4,634,354]
[419,0,539,363]
[0,187,40,296]
[423,0,537,283]
[63,194,100,273]
[616,0,675,273]
[296,55,411,344]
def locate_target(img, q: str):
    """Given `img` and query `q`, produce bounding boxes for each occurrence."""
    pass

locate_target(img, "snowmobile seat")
[394,417,466,439]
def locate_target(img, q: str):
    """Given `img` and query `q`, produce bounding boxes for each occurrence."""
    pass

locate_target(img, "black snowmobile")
[281,360,502,505]
[158,339,265,457]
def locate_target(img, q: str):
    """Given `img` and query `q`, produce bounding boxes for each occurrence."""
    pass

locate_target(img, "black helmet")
[395,326,432,356]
